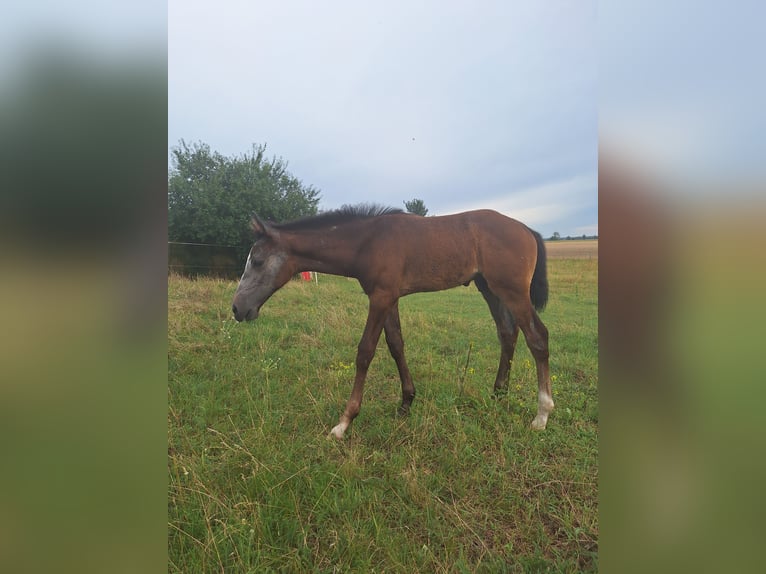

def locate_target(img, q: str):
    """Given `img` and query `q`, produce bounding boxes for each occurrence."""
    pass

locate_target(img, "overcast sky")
[169,1,597,237]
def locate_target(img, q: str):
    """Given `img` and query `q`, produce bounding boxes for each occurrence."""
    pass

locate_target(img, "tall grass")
[168,258,597,572]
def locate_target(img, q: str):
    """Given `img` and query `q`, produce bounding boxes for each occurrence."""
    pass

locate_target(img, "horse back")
[362,210,537,295]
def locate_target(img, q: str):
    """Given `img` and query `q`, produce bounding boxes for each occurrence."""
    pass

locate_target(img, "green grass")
[168,258,598,572]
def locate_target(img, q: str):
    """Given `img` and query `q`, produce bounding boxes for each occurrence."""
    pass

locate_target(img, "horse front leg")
[329,296,394,439]
[383,302,415,415]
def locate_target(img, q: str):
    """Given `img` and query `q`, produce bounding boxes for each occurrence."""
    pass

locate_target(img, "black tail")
[529,229,549,311]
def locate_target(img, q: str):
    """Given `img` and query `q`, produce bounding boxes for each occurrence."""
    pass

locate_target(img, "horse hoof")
[329,422,347,439]
[530,415,548,430]
[397,405,411,417]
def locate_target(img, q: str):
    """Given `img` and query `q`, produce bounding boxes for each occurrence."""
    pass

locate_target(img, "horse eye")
[251,258,265,267]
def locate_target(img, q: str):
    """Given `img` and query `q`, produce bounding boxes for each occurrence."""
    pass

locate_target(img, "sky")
[3,2,762,239]
[169,1,597,238]
[599,0,765,193]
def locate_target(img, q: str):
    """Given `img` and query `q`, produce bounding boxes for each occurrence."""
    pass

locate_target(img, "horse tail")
[529,228,549,311]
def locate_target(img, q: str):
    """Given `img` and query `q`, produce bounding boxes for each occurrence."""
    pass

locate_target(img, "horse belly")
[401,254,476,293]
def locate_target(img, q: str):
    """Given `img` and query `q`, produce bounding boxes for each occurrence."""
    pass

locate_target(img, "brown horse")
[232,204,553,439]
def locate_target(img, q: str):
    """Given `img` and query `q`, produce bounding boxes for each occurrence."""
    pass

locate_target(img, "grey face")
[231,239,288,322]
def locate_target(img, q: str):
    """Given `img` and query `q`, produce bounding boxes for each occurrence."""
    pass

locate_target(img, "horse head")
[231,215,292,322]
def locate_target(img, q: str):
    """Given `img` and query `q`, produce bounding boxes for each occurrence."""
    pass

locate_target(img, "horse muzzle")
[232,304,259,322]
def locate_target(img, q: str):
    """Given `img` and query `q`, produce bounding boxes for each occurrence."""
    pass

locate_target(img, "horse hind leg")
[492,310,519,396]
[475,276,520,395]
[383,302,416,415]
[489,306,519,395]
[527,311,554,430]
[517,305,553,429]
[491,286,554,430]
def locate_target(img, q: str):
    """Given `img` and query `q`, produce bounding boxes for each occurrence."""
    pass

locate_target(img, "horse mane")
[274,203,404,231]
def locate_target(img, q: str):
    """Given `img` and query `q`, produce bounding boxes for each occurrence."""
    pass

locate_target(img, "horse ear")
[250,214,278,240]
[250,214,266,235]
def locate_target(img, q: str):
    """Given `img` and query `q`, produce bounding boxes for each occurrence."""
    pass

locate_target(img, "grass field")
[168,255,598,572]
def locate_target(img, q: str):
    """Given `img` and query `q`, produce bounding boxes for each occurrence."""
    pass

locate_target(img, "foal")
[232,205,552,439]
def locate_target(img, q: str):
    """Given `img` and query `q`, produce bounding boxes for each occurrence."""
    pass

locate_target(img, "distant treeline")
[547,234,598,241]
[168,242,241,279]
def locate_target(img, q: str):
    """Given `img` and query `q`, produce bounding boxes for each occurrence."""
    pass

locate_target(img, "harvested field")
[545,239,598,259]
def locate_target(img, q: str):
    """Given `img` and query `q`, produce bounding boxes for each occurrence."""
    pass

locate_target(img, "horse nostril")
[232,304,238,315]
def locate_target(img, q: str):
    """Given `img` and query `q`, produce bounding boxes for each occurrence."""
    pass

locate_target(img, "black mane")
[274,203,404,231]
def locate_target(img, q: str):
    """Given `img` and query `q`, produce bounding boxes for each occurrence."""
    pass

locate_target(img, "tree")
[551,231,561,241]
[404,198,429,216]
[168,140,320,259]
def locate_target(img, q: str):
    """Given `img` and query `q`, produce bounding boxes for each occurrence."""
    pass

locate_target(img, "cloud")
[443,172,596,227]
[169,1,597,236]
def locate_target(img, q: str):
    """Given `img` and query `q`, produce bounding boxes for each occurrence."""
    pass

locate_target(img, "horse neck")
[283,224,370,278]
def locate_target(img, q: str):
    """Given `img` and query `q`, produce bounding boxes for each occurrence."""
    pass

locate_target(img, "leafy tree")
[404,198,429,216]
[168,140,320,258]
[550,231,561,241]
